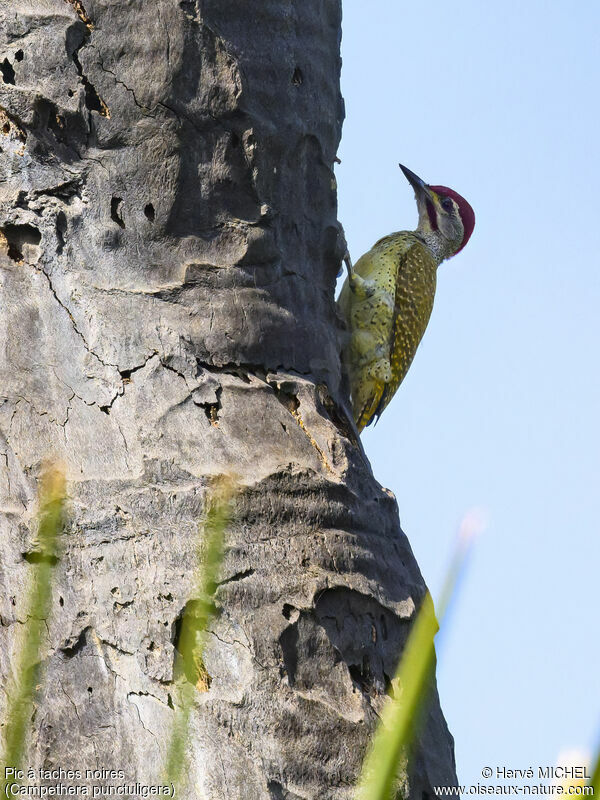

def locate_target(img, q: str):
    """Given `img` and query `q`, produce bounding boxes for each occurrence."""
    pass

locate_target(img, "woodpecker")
[338,164,475,432]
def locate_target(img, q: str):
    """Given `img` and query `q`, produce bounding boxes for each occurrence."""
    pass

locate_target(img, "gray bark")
[0,1,457,798]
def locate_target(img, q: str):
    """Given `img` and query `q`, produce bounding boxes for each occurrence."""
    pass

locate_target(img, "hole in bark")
[4,231,24,264]
[267,782,290,800]
[87,686,93,694]
[316,384,360,447]
[110,587,119,595]
[172,611,184,651]
[1,58,15,85]
[36,179,82,201]
[84,81,107,114]
[15,50,24,62]
[179,0,197,16]
[67,89,75,97]
[273,387,299,414]
[282,603,295,620]
[147,641,156,651]
[196,386,222,427]
[158,592,173,602]
[56,211,67,254]
[61,627,89,658]
[2,123,9,134]
[59,596,64,607]
[292,66,303,86]
[110,197,125,228]
[349,656,373,693]
[114,599,133,611]
[144,203,155,222]
[279,624,298,684]
[204,403,219,426]
[172,601,213,686]
[224,366,251,383]
[348,663,367,690]
[43,105,70,146]
[167,693,174,709]
[22,551,58,566]
[0,223,41,263]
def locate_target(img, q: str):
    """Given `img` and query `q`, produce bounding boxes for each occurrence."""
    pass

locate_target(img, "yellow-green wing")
[373,240,438,422]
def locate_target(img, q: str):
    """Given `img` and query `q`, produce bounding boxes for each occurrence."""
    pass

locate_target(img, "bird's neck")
[415,228,454,265]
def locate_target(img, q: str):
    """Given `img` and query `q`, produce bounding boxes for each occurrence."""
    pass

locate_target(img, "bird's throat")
[416,229,453,264]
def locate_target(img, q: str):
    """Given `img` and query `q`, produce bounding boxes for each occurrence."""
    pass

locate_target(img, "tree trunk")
[0,1,457,798]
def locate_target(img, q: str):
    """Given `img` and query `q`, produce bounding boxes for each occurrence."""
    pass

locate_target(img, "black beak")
[399,164,432,200]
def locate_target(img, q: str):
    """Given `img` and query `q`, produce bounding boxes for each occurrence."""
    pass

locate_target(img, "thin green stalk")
[164,477,235,793]
[1,464,66,789]
[356,510,485,800]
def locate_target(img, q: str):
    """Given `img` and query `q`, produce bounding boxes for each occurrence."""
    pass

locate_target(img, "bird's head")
[400,164,475,260]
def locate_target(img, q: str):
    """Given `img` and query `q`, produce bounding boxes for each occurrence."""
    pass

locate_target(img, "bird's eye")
[440,197,453,212]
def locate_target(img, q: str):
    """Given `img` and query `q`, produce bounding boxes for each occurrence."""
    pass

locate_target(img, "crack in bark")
[95,53,153,116]
[288,408,334,475]
[99,353,158,414]
[33,178,83,201]
[127,689,170,709]
[13,393,61,428]
[60,682,81,720]
[1,451,10,496]
[126,694,159,739]
[65,4,110,121]
[208,629,267,671]
[115,420,130,469]
[36,265,119,372]
[267,381,335,475]
[217,568,255,586]
[194,384,222,426]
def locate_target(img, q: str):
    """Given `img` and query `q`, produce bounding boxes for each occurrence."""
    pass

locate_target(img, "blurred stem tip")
[1,460,67,780]
[163,475,237,792]
[589,748,599,795]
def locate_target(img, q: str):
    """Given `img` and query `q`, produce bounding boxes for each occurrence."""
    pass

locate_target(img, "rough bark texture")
[0,1,457,798]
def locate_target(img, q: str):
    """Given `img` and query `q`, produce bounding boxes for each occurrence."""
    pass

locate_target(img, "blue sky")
[337,0,600,787]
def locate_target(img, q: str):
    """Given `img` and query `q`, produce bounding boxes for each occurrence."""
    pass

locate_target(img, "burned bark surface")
[0,1,457,797]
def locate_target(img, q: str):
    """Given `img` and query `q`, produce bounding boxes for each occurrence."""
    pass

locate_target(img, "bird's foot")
[345,253,377,299]
[367,357,392,384]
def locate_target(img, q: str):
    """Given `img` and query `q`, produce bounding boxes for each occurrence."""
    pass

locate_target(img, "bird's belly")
[347,288,395,369]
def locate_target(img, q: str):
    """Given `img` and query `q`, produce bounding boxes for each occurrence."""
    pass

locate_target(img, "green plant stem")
[356,515,481,800]
[356,592,438,800]
[164,479,234,793]
[588,748,599,796]
[1,465,65,789]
